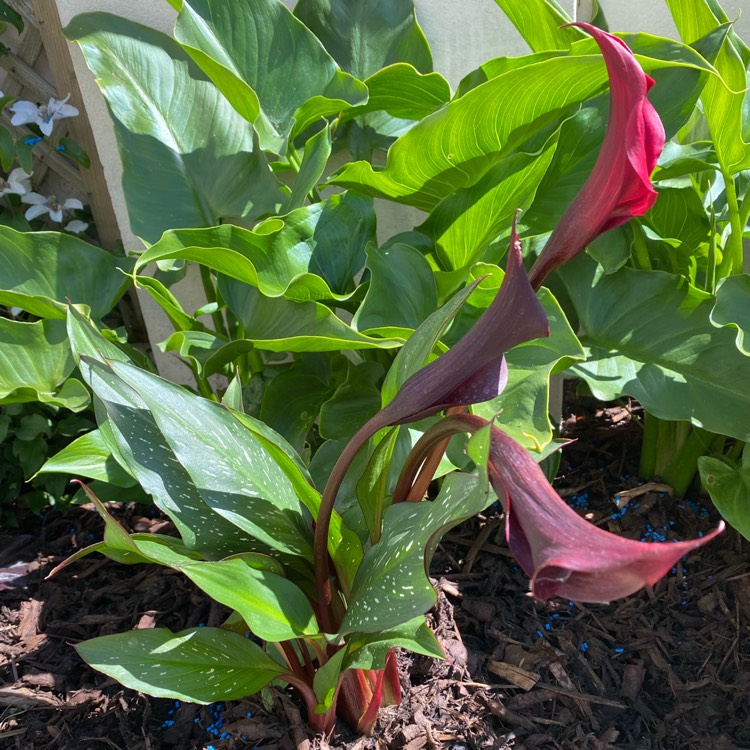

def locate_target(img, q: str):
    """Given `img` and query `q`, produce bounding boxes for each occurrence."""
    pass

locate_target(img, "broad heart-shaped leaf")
[219,279,404,352]
[344,616,443,671]
[35,428,136,487]
[175,0,366,151]
[711,274,750,356]
[0,318,89,411]
[699,448,750,541]
[419,130,558,272]
[559,256,750,443]
[136,192,375,302]
[644,186,711,253]
[65,13,284,244]
[666,2,750,174]
[341,472,490,634]
[353,243,437,332]
[76,627,286,703]
[492,0,586,52]
[330,54,616,211]
[0,228,132,320]
[467,269,583,450]
[294,0,431,80]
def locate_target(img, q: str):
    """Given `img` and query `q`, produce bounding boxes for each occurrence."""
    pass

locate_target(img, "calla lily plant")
[50,8,725,743]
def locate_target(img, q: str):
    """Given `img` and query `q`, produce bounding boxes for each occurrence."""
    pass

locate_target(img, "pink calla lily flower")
[528,23,666,290]
[486,422,724,602]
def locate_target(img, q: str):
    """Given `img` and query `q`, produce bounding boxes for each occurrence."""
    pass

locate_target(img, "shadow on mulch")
[1,389,748,750]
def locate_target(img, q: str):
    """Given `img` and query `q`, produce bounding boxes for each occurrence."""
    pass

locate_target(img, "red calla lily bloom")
[528,22,666,290]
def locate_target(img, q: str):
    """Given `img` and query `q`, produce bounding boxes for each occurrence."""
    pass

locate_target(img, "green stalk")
[717,171,744,278]
[199,265,229,340]
[287,145,323,204]
[659,426,715,497]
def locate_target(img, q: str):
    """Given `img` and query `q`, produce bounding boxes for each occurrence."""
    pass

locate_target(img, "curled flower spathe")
[528,23,666,290]
[485,422,724,602]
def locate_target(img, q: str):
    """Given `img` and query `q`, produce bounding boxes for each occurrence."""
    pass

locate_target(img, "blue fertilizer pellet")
[536,629,544,638]
[580,642,589,652]
[614,647,624,654]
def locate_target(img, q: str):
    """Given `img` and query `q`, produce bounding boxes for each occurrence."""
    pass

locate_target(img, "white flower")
[10,94,79,137]
[64,219,89,234]
[0,167,31,197]
[21,193,83,223]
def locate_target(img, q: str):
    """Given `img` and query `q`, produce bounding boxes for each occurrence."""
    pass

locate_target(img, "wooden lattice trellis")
[0,0,120,249]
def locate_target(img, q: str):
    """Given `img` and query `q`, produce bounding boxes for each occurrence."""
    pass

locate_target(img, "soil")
[1,387,748,750]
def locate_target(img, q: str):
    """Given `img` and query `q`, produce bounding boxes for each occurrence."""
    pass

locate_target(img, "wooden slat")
[5,0,39,29]
[30,0,121,250]
[0,49,57,100]
[1,29,43,97]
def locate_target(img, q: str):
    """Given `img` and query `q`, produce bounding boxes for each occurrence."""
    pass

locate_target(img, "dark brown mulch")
[1,388,748,750]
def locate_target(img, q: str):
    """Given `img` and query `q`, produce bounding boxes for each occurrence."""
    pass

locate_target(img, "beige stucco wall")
[52,0,750,381]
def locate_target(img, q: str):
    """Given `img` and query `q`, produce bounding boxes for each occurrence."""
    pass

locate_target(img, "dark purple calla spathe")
[528,22,666,290]
[486,423,723,602]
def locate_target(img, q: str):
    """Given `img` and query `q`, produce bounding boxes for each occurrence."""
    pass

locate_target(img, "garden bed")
[2,388,748,750]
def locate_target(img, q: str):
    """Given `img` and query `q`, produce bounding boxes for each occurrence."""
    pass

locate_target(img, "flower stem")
[718,171,744,278]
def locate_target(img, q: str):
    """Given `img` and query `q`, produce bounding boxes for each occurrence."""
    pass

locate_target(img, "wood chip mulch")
[1,387,748,750]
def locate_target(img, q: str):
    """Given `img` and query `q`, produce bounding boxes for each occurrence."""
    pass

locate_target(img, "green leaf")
[355,427,399,544]
[419,130,558,272]
[294,0,432,80]
[353,243,437,331]
[282,124,332,212]
[0,125,14,171]
[58,136,91,168]
[699,448,750,540]
[319,362,382,442]
[0,318,89,410]
[137,191,376,302]
[219,280,404,352]
[666,2,750,173]
[644,186,711,251]
[76,627,285,703]
[175,0,366,150]
[0,1,24,34]
[0,227,133,320]
[560,256,750,442]
[330,53,617,210]
[312,648,347,713]
[711,274,750,355]
[35,429,136,487]
[260,365,333,453]
[492,0,585,52]
[180,557,318,640]
[65,13,284,243]
[341,472,490,633]
[341,64,450,122]
[345,616,443,670]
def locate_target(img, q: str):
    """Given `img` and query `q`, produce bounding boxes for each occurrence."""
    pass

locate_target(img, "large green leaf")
[419,131,558,271]
[331,53,616,210]
[65,13,284,243]
[699,447,750,541]
[560,256,750,442]
[341,472,490,633]
[36,428,136,487]
[665,1,750,173]
[137,192,375,302]
[294,0,431,80]
[101,359,315,558]
[175,0,366,150]
[0,318,88,411]
[492,0,585,52]
[0,228,132,320]
[353,243,437,331]
[180,557,318,640]
[77,627,285,703]
[219,279,404,352]
[711,274,750,356]
[345,616,444,670]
